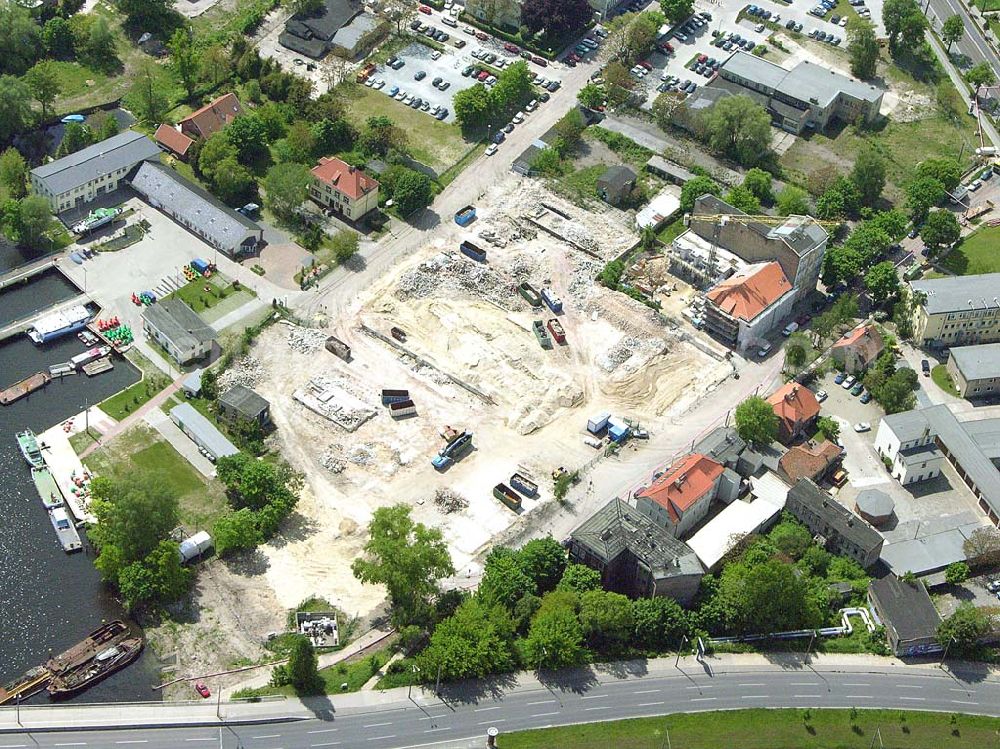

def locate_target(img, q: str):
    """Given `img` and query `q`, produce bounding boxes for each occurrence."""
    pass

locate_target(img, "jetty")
[0,371,51,405]
[0,257,57,291]
[38,422,98,524]
[32,466,64,510]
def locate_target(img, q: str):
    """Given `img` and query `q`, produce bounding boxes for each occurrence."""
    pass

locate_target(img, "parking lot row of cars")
[710,29,759,52]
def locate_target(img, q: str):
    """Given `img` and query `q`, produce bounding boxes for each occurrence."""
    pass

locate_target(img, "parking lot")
[371,42,479,123]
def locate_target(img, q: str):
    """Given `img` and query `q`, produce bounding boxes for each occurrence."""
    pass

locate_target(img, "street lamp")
[408,665,421,701]
[939,636,956,668]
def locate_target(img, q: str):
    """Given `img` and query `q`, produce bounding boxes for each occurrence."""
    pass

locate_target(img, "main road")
[3,657,999,748]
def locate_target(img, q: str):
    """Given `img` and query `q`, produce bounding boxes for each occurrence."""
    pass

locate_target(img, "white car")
[757,341,772,357]
[485,143,498,156]
[853,422,871,433]
[431,50,442,60]
[395,90,406,100]
[512,111,525,123]
[372,79,384,89]
[842,375,856,389]
[815,389,828,403]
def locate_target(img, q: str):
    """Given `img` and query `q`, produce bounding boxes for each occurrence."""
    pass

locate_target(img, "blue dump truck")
[454,205,477,226]
[432,431,473,470]
[460,240,487,263]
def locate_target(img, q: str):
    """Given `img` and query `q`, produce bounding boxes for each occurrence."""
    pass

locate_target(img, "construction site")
[237,180,731,616]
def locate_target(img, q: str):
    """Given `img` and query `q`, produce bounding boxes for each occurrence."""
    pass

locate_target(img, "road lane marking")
[362,722,394,728]
[478,719,506,725]
[585,706,611,711]
[843,683,870,687]
[900,697,926,701]
[54,744,87,747]
[790,682,818,686]
[896,685,923,689]
[531,712,559,717]
[115,742,148,745]
[473,706,503,712]
[794,694,822,698]
[308,728,339,734]
[252,735,281,740]
[424,728,451,733]
[580,694,606,700]
[311,743,341,747]
[846,695,871,699]
[633,689,660,695]
[638,701,665,707]
[739,683,765,687]
[951,688,976,693]
[366,736,396,742]
[952,700,979,705]
[691,697,716,702]
[184,740,214,743]
[742,695,767,699]
[527,699,556,705]
[686,685,712,689]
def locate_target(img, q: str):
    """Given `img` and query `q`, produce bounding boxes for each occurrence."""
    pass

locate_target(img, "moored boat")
[32,466,64,510]
[46,621,129,675]
[28,305,92,345]
[16,429,45,468]
[47,637,143,699]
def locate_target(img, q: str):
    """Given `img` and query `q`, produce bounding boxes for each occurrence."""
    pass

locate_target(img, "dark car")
[795,314,812,327]
[462,65,475,76]
[432,76,442,86]
[410,20,421,30]
[414,70,426,80]
[921,359,931,376]
[493,130,506,143]
[531,55,548,66]
[503,122,514,133]
[521,50,533,59]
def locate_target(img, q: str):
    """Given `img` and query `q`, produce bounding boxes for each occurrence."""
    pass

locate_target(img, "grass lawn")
[940,225,1000,275]
[931,364,961,397]
[99,372,172,421]
[86,424,228,531]
[236,647,393,698]
[657,218,685,244]
[167,275,255,317]
[340,84,470,172]
[550,164,605,207]
[501,709,1000,749]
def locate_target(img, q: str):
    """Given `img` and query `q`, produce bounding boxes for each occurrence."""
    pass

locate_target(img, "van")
[442,15,457,27]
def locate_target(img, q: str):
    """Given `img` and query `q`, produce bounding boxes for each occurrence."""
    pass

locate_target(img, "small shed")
[219,385,271,426]
[597,165,637,207]
[181,368,204,398]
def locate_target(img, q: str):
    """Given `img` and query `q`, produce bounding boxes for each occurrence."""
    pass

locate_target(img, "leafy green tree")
[358,114,405,157]
[784,332,809,370]
[15,196,52,250]
[865,261,900,304]
[725,184,762,214]
[0,2,42,75]
[312,118,354,153]
[844,221,891,267]
[492,60,533,110]
[117,0,174,26]
[702,95,773,166]
[578,83,606,110]
[632,597,689,650]
[557,563,603,594]
[522,597,587,670]
[227,113,271,164]
[389,167,433,217]
[966,61,996,88]
[945,561,970,585]
[734,395,779,445]
[216,453,298,512]
[660,0,694,22]
[776,185,811,216]
[769,517,814,560]
[521,0,593,36]
[56,122,93,157]
[274,120,316,164]
[815,416,841,444]
[168,29,199,100]
[25,61,61,120]
[213,507,262,555]
[43,17,76,59]
[920,209,960,251]
[480,547,536,610]
[942,14,965,51]
[916,158,961,191]
[906,176,946,223]
[0,76,34,144]
[212,158,255,205]
[848,19,879,79]
[552,108,586,153]
[579,590,635,650]
[815,187,846,220]
[519,537,567,594]
[198,132,238,182]
[92,111,120,141]
[937,603,990,656]
[125,61,170,123]
[286,634,322,693]
[531,147,564,176]
[452,84,492,130]
[876,369,917,414]
[263,162,312,220]
[420,598,515,681]
[743,168,774,204]
[604,61,636,107]
[83,15,118,73]
[329,229,359,264]
[680,175,721,212]
[117,540,191,609]
[0,148,28,199]
[352,504,455,626]
[869,209,909,241]
[851,145,886,206]
[883,0,923,49]
[716,558,822,634]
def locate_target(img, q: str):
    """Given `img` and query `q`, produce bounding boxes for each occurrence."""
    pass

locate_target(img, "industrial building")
[219,385,272,427]
[909,273,1000,348]
[169,403,239,462]
[566,498,704,604]
[946,343,1000,398]
[868,575,942,656]
[141,298,216,365]
[784,478,883,568]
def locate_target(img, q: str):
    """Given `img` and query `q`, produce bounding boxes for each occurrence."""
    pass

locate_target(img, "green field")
[941,225,1000,275]
[235,646,393,698]
[501,709,1000,749]
[98,350,172,421]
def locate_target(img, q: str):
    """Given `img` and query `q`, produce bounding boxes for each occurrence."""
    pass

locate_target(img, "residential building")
[30,131,161,213]
[464,0,523,31]
[636,453,738,537]
[596,165,637,207]
[219,385,272,427]
[141,298,216,365]
[309,157,380,221]
[169,403,239,462]
[778,439,842,485]
[154,124,195,160]
[703,261,796,350]
[279,0,363,58]
[946,343,1000,398]
[830,324,884,373]
[715,52,883,134]
[909,273,1000,347]
[784,478,884,568]
[129,162,262,257]
[566,498,704,603]
[766,382,821,444]
[868,575,942,656]
[178,93,244,142]
[874,405,1000,525]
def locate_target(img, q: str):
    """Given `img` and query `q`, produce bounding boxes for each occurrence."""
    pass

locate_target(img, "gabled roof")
[597,165,637,189]
[154,124,194,157]
[179,93,244,139]
[832,324,883,359]
[779,439,842,484]
[142,298,216,352]
[30,130,161,197]
[706,261,792,322]
[638,453,724,523]
[311,157,379,200]
[767,382,821,431]
[220,385,270,419]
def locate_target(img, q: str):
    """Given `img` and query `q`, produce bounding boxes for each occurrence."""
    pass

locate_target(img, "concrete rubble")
[434,487,468,514]
[217,356,262,390]
[286,324,328,354]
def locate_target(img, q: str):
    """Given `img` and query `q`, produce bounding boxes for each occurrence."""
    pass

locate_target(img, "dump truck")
[541,287,563,313]
[325,336,351,361]
[547,318,566,345]
[460,240,487,263]
[389,399,416,419]
[510,472,538,497]
[454,205,477,226]
[533,320,552,349]
[493,483,522,512]
[390,326,407,343]
[518,282,542,308]
[381,389,410,406]
[432,430,473,470]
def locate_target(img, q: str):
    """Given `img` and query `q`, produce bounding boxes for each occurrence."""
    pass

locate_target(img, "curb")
[0,715,308,736]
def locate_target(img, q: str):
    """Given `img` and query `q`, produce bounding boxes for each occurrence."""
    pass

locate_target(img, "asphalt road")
[926,0,1000,77]
[4,664,998,749]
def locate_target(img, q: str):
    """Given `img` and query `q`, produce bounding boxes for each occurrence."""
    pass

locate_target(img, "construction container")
[190,258,210,275]
[390,326,407,342]
[454,205,477,226]
[460,240,487,263]
[325,336,351,361]
[381,389,410,406]
[587,411,611,434]
[389,399,416,419]
[547,318,566,344]
[518,282,542,308]
[532,320,552,349]
[541,287,563,313]
[608,417,631,443]
[493,483,522,512]
[510,472,538,497]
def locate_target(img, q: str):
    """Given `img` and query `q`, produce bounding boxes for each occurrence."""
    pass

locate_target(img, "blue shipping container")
[455,205,477,226]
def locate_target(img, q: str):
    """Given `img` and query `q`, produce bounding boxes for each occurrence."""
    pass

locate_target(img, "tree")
[875,369,917,414]
[784,332,809,370]
[43,17,75,59]
[579,590,634,650]
[945,561,970,585]
[83,15,118,73]
[522,601,587,670]
[0,76,34,144]
[452,85,492,130]
[216,453,298,512]
[492,60,533,109]
[358,114,405,157]
[168,29,199,100]
[521,0,593,35]
[92,111,120,141]
[966,61,996,88]
[578,83,606,110]
[963,527,1000,566]
[198,132,238,182]
[557,564,603,594]
[701,95,772,166]
[743,168,774,204]
[25,61,61,121]
[200,44,231,89]
[848,19,879,80]
[869,209,909,241]
[769,517,814,560]
[117,540,191,609]
[883,0,923,49]
[274,120,316,164]
[420,598,515,681]
[680,175,721,212]
[0,148,28,199]
[632,597,689,650]
[480,547,536,610]
[865,261,900,304]
[519,537,567,594]
[920,209,960,251]
[715,558,821,634]
[329,229,359,264]
[389,167,433,217]
[942,14,965,51]
[289,0,324,13]
[936,603,990,657]
[56,122,93,157]
[313,117,354,153]
[117,0,174,27]
[213,507,262,555]
[916,158,961,191]
[905,176,945,223]
[851,145,886,206]
[0,1,42,75]
[126,61,170,123]
[815,416,841,444]
[263,162,311,220]
[660,0,694,22]
[227,113,271,164]
[734,395,779,445]
[603,61,636,107]
[725,184,762,214]
[552,108,586,153]
[211,158,255,205]
[777,185,811,216]
[286,635,322,693]
[352,504,455,626]
[15,196,52,250]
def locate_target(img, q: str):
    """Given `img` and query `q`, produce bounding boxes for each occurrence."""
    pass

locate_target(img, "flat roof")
[720,52,789,91]
[645,155,696,182]
[880,528,967,575]
[636,187,681,229]
[688,496,783,570]
[910,273,1000,315]
[949,343,1000,382]
[869,575,942,642]
[169,402,238,459]
[31,131,161,197]
[778,59,882,107]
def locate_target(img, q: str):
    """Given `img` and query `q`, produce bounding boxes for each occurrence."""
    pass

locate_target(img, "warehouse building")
[169,403,239,462]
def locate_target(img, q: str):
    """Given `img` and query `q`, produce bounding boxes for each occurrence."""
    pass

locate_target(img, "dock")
[0,257,57,291]
[38,422,98,524]
[0,294,91,344]
[48,506,83,553]
[0,371,51,405]
[82,357,113,376]
[32,466,65,510]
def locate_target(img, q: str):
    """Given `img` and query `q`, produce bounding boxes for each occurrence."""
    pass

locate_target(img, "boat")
[47,637,143,699]
[1,372,52,405]
[518,282,543,308]
[32,466,64,510]
[46,621,130,675]
[16,429,45,468]
[28,305,92,345]
[547,318,566,345]
[71,345,111,370]
[48,506,82,553]
[0,666,51,705]
[78,330,99,346]
[532,320,552,349]
[61,114,86,124]
[82,357,113,376]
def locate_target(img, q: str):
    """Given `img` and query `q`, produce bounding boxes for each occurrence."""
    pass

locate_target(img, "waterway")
[0,276,162,702]
[0,267,81,326]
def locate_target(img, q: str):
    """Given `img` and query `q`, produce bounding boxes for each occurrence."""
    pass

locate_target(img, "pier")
[38,422,99,524]
[0,257,58,291]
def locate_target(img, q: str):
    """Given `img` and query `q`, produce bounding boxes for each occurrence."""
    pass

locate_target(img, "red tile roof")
[831,324,883,358]
[706,261,792,322]
[310,157,379,200]
[779,440,842,484]
[179,93,244,139]
[767,383,821,436]
[638,453,724,523]
[154,124,194,157]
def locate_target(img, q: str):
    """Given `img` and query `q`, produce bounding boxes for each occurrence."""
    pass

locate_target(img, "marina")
[32,466,65,510]
[82,357,114,376]
[1,371,52,405]
[38,421,98,525]
[48,506,82,553]
[28,304,93,344]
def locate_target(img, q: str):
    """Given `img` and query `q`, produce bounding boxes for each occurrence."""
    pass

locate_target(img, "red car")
[531,55,547,66]
[504,42,520,54]
[195,682,211,699]
[639,60,653,70]
[476,31,489,41]
[697,53,708,63]
[568,52,581,62]
[477,70,490,80]
[418,4,432,13]
[659,42,674,54]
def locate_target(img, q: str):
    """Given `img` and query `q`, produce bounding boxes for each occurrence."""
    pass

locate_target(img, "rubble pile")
[287,326,328,353]
[217,356,262,390]
[319,445,346,474]
[597,336,641,373]
[395,255,517,309]
[433,487,468,514]
[347,443,375,466]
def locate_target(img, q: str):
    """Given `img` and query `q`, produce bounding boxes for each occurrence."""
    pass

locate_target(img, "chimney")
[349,165,356,174]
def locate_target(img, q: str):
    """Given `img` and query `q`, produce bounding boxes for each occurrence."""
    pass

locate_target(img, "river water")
[0,269,162,703]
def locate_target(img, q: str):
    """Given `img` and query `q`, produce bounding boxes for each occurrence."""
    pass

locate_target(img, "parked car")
[782,321,799,336]
[462,65,475,76]
[851,381,864,396]
[437,80,450,90]
[195,682,211,698]
[485,143,498,156]
[431,50,442,60]
[503,122,514,133]
[860,390,872,404]
[853,422,871,433]
[757,341,772,357]
[493,130,505,143]
[418,4,432,13]
[414,70,426,80]
[815,389,828,402]
[834,371,847,385]
[922,359,931,376]
[842,375,856,389]
[531,55,548,66]
[432,76,443,86]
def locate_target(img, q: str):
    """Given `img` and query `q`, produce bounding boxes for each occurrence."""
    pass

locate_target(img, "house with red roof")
[154,124,194,160]
[179,93,244,141]
[831,324,884,373]
[309,157,380,220]
[767,382,821,444]
[703,261,796,351]
[636,453,726,537]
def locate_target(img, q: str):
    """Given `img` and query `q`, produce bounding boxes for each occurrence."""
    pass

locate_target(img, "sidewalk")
[926,30,1000,148]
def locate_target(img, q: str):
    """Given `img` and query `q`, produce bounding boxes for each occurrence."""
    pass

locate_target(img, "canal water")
[0,275,162,703]
[0,267,81,327]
